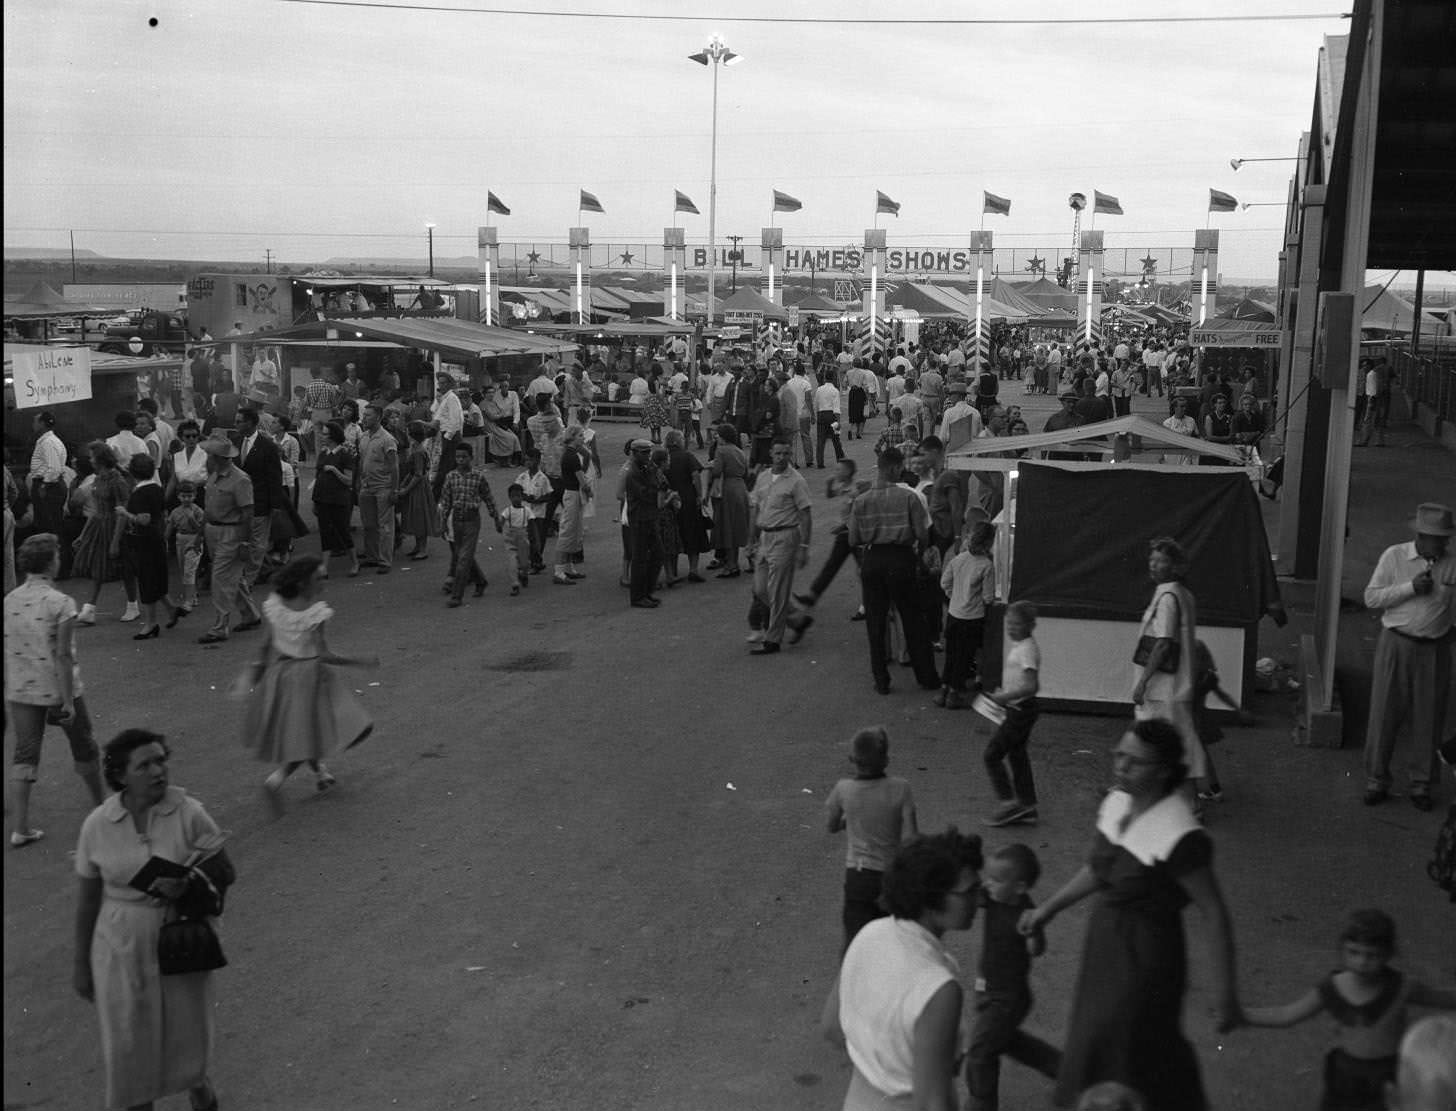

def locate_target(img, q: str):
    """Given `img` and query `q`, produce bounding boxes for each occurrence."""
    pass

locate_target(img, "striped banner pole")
[969,231,993,373]
[761,227,784,306]
[663,227,686,321]
[568,227,590,324]
[861,228,888,363]
[477,226,500,327]
[1192,229,1219,327]
[1074,230,1105,360]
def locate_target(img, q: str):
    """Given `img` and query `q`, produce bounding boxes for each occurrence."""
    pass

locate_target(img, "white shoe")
[119,603,141,622]
[77,604,97,626]
[746,630,765,644]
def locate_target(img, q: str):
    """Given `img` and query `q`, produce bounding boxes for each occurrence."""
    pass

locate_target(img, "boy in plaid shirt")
[437,442,499,608]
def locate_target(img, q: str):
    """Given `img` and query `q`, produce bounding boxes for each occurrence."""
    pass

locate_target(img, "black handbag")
[158,849,234,976]
[1132,592,1182,674]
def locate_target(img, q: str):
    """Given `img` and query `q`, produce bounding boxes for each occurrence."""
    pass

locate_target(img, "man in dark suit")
[236,406,286,612]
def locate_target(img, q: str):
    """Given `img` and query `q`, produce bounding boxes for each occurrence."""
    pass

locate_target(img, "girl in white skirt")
[236,555,377,799]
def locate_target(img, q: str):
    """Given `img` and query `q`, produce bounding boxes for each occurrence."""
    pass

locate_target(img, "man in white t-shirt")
[813,374,844,468]
[1357,360,1385,447]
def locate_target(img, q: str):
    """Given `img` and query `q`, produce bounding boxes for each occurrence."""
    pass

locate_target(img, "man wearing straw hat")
[1362,502,1456,811]
[197,432,260,645]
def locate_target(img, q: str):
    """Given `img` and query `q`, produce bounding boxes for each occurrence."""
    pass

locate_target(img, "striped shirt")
[847,480,929,548]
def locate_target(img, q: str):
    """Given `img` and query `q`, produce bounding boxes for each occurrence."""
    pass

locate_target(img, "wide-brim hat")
[1411,502,1455,536]
[1058,390,1079,402]
[200,432,237,458]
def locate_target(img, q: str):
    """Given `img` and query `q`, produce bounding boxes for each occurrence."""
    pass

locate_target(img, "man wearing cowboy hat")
[1362,502,1456,810]
[937,381,982,454]
[197,431,260,644]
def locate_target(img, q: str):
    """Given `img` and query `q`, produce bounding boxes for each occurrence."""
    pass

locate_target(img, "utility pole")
[70,230,77,283]
[726,234,743,294]
[264,249,273,274]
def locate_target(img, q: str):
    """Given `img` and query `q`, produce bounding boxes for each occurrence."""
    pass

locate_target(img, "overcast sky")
[4,0,1359,281]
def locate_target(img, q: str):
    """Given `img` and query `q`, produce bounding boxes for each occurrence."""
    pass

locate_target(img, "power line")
[279,0,1349,26]
[13,226,1293,240]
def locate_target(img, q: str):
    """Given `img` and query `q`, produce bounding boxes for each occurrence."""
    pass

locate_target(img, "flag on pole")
[487,191,510,216]
[1093,190,1123,215]
[674,190,700,215]
[579,189,605,214]
[982,191,1012,216]
[875,190,901,217]
[772,189,802,213]
[1208,188,1238,213]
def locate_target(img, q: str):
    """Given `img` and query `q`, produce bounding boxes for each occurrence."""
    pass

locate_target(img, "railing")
[1392,347,1456,426]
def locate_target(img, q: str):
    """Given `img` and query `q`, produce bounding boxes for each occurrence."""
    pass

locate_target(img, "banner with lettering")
[11,346,93,409]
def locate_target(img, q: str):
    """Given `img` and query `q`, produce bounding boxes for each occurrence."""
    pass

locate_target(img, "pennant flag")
[772,189,803,213]
[876,190,901,217]
[982,191,1012,216]
[1208,188,1238,213]
[579,189,605,214]
[487,191,510,216]
[1093,190,1123,215]
[674,189,700,215]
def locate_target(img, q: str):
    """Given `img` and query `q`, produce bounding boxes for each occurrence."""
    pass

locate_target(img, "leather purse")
[158,849,235,977]
[1132,593,1182,674]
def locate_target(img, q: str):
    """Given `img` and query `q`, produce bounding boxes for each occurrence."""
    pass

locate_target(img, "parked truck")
[96,309,190,356]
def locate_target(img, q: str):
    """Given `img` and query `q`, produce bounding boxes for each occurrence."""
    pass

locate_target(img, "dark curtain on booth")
[1009,465,1283,625]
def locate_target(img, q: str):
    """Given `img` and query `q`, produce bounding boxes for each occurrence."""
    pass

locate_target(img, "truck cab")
[98,310,189,356]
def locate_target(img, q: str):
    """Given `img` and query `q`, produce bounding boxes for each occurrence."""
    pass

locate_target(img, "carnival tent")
[1219,297,1277,323]
[1359,284,1444,333]
[3,281,107,319]
[1011,277,1080,313]
[947,423,1279,707]
[986,278,1049,318]
[718,287,788,321]
[786,292,843,316]
[887,283,1031,323]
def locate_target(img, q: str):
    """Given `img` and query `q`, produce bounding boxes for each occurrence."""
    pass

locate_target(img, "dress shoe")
[1410,793,1434,812]
[473,582,487,598]
[750,642,781,655]
[686,572,706,583]
[1362,786,1388,806]
[132,625,161,641]
[197,630,229,645]
[786,615,814,645]
[630,599,658,609]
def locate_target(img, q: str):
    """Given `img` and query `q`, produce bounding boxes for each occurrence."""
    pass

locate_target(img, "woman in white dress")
[236,555,377,800]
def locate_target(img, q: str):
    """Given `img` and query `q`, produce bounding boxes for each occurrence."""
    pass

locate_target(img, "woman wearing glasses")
[828,828,984,1111]
[1020,719,1242,1110]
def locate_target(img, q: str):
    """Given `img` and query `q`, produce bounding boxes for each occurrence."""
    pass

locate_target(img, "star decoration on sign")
[1026,256,1045,275]
[1140,254,1158,275]
[619,251,635,265]
[526,250,541,264]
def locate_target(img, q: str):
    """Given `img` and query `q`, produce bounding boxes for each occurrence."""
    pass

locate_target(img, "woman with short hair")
[70,441,138,625]
[312,422,359,579]
[829,827,984,1111]
[74,728,230,1111]
[1023,720,1241,1108]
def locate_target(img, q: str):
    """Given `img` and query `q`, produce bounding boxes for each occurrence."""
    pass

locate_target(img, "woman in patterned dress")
[70,442,136,626]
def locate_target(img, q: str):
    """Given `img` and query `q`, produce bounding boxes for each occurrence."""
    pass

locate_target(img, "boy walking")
[501,484,532,596]
[965,843,1060,1111]
[982,601,1041,826]
[515,448,552,574]
[823,726,918,952]
[938,521,996,709]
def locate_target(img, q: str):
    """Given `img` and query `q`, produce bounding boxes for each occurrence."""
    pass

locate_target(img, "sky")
[3,0,1360,283]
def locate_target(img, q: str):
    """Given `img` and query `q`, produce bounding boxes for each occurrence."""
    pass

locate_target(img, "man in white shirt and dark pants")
[814,371,845,469]
[1362,502,1456,811]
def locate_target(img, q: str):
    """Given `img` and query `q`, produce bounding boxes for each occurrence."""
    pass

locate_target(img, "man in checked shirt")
[436,442,501,608]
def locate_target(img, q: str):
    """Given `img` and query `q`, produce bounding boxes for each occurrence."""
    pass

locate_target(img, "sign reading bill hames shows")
[11,346,93,409]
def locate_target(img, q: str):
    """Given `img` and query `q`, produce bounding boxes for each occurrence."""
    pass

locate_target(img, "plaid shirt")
[304,379,341,411]
[874,423,907,456]
[438,466,498,519]
[846,480,928,548]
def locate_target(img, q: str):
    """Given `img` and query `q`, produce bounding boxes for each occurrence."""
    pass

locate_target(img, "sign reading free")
[11,346,93,409]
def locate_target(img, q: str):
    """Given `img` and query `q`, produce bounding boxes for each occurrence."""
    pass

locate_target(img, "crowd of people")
[3,318,1454,1111]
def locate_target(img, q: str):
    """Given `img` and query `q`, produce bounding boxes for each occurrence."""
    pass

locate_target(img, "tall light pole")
[689,34,740,330]
[425,221,436,278]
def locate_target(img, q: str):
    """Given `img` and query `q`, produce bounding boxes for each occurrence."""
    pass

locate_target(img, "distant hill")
[322,255,479,270]
[5,246,104,259]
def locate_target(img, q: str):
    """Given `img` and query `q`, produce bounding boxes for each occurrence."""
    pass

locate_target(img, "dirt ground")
[4,392,1453,1110]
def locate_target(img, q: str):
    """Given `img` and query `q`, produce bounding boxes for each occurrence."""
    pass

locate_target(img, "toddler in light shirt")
[501,484,532,595]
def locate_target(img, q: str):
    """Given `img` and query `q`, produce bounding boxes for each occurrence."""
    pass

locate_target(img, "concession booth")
[946,415,1284,710]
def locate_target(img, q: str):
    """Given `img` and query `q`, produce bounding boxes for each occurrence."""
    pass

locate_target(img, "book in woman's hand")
[128,855,191,895]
